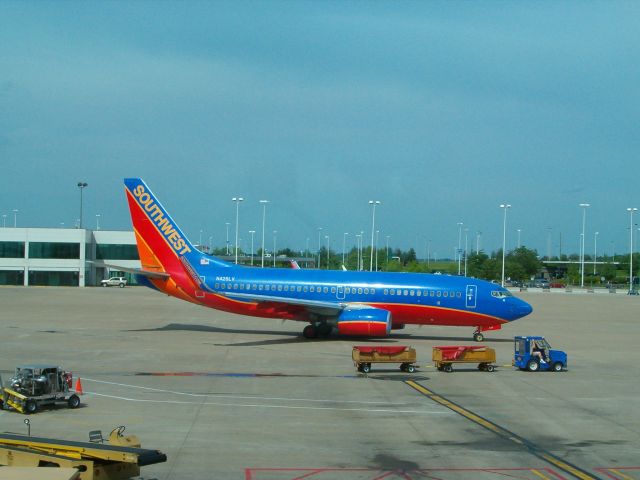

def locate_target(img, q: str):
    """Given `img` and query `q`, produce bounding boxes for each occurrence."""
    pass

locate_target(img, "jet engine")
[337,307,392,337]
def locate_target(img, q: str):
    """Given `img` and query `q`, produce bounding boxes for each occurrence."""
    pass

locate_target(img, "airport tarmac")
[0,286,639,479]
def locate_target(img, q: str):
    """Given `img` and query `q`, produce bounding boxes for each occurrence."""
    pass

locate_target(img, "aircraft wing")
[218,291,346,313]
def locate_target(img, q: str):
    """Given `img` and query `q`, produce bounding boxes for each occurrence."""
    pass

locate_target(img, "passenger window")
[403,289,408,296]
[331,287,336,293]
[410,290,414,296]
[310,286,315,293]
[430,290,435,297]
[443,291,448,297]
[303,286,308,292]
[323,287,328,293]
[390,289,395,295]
[370,288,375,295]
[214,283,219,289]
[456,292,461,298]
[345,287,351,294]
[284,285,289,291]
[233,284,238,290]
[364,288,369,294]
[436,291,441,297]
[297,286,302,292]
[416,290,421,296]
[384,289,388,295]
[259,284,263,291]
[358,288,363,294]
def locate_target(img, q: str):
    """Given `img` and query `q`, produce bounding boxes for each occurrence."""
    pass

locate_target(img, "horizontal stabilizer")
[90,262,170,280]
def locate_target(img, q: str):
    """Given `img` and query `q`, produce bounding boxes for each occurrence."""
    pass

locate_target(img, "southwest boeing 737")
[122,178,532,341]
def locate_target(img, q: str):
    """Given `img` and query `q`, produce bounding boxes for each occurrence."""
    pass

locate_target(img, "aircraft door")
[336,286,346,300]
[465,285,477,308]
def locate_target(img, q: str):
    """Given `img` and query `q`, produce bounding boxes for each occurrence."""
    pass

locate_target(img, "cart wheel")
[477,363,485,371]
[526,359,539,372]
[406,364,416,373]
[473,331,484,342]
[399,364,406,372]
[552,362,563,372]
[67,394,80,409]
[25,400,37,414]
[444,364,453,373]
[361,364,371,374]
[485,365,495,372]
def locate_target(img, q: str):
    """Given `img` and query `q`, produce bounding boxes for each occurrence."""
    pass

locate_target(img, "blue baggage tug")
[514,336,567,372]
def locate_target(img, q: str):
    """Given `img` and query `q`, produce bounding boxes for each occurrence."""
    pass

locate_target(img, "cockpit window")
[491,290,513,298]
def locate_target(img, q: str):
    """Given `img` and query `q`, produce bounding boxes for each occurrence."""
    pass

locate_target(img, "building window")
[28,270,79,286]
[96,244,139,260]
[29,242,80,259]
[0,270,24,285]
[0,242,25,258]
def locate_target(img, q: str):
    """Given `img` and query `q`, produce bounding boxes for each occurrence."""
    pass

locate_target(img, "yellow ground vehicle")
[432,345,497,372]
[0,364,80,414]
[352,346,417,373]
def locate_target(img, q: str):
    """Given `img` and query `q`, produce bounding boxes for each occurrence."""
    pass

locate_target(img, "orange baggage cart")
[352,346,417,373]
[432,345,496,372]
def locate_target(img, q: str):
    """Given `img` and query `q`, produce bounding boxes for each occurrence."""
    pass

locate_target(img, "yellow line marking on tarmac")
[609,469,634,480]
[405,380,599,480]
[531,469,552,480]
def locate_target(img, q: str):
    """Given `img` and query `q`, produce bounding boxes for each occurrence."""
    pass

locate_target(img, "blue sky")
[1,1,639,259]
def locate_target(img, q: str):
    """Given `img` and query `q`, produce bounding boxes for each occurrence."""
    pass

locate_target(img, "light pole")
[317,227,322,269]
[457,222,463,275]
[232,197,244,264]
[95,214,101,230]
[579,203,590,288]
[208,236,213,253]
[546,227,552,260]
[199,229,203,248]
[517,229,522,249]
[2,215,5,228]
[369,200,381,271]
[325,235,330,267]
[225,222,230,255]
[385,235,390,268]
[427,239,431,269]
[500,204,511,287]
[464,228,468,276]
[356,234,362,270]
[593,231,599,275]
[476,231,481,254]
[342,232,348,267]
[249,230,256,266]
[273,230,277,267]
[77,182,87,229]
[627,208,638,294]
[375,230,379,271]
[259,200,269,268]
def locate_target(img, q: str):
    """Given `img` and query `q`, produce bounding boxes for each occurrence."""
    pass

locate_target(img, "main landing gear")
[302,323,332,339]
[473,330,485,342]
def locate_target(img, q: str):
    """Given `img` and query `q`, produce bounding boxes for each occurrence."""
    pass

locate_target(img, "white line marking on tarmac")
[82,377,414,406]
[86,391,450,414]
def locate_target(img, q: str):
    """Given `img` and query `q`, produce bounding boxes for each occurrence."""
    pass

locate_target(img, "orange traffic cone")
[74,377,84,395]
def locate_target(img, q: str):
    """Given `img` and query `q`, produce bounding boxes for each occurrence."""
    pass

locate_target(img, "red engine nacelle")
[337,307,392,337]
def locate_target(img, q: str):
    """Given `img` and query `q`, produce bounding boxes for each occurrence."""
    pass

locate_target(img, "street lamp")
[273,230,277,267]
[464,228,468,276]
[232,197,244,264]
[375,230,380,271]
[77,182,88,229]
[249,230,256,266]
[325,235,330,267]
[457,222,463,275]
[225,222,230,255]
[369,200,381,271]
[356,234,362,270]
[2,215,5,228]
[259,200,269,268]
[627,208,638,294]
[95,214,101,230]
[317,227,322,269]
[342,233,349,267]
[517,229,522,249]
[500,204,511,287]
[386,235,390,268]
[579,203,590,288]
[476,231,481,254]
[593,232,599,275]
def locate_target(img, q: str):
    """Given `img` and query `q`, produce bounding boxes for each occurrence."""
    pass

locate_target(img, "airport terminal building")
[0,228,140,287]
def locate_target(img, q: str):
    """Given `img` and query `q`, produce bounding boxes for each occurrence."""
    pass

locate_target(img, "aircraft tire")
[302,325,317,339]
[473,332,484,342]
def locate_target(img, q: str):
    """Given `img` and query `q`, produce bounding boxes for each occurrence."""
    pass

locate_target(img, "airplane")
[123,178,532,341]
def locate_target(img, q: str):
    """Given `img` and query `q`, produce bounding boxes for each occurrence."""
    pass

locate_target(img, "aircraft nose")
[514,299,533,319]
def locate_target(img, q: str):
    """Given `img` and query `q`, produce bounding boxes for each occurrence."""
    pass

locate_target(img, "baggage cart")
[352,346,417,373]
[432,345,496,372]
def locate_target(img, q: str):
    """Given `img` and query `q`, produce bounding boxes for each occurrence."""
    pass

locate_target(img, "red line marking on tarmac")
[244,467,569,479]
[595,467,640,479]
